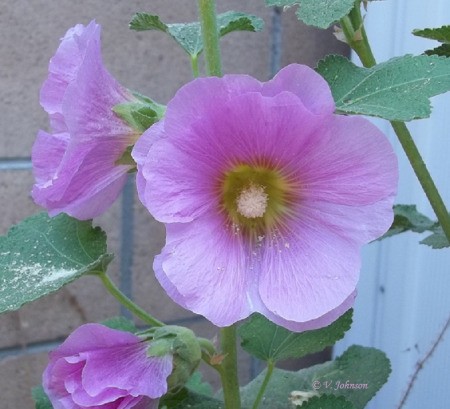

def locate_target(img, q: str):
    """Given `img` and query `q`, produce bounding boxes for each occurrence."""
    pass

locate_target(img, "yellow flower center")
[218,163,296,238]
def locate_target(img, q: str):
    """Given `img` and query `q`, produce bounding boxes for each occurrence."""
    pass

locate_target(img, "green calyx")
[113,92,166,133]
[219,163,295,237]
[143,325,202,391]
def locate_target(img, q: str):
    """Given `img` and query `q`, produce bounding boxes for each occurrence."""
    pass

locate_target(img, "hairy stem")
[191,54,200,78]
[340,1,450,243]
[198,0,222,77]
[98,273,164,327]
[219,325,242,409]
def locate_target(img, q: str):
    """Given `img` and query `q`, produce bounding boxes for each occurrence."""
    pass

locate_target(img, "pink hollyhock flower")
[43,323,172,409]
[32,21,142,220]
[133,64,398,332]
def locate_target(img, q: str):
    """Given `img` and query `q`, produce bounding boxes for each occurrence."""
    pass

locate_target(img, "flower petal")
[163,74,261,136]
[262,64,335,115]
[298,115,398,206]
[40,21,99,122]
[49,324,140,359]
[81,344,172,399]
[155,213,256,326]
[257,193,394,324]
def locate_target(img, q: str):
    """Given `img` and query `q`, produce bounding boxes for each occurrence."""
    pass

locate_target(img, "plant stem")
[219,325,241,409]
[197,2,240,407]
[251,360,275,409]
[98,273,164,327]
[191,54,200,78]
[198,0,222,77]
[340,1,450,243]
[391,122,450,240]
[397,313,450,409]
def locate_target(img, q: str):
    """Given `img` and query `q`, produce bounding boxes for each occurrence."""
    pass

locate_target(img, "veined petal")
[32,131,69,185]
[33,21,139,220]
[262,64,335,115]
[155,213,256,326]
[298,115,398,206]
[41,21,100,133]
[81,345,171,399]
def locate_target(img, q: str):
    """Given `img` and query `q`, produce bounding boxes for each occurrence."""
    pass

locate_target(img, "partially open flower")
[32,21,142,219]
[133,64,398,331]
[43,324,172,409]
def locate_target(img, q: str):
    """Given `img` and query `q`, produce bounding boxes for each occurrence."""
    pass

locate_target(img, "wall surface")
[0,1,347,408]
[335,1,450,409]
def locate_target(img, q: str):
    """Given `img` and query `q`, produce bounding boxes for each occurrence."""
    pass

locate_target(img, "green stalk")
[251,360,275,409]
[340,1,450,243]
[191,54,200,78]
[197,2,240,407]
[98,273,164,327]
[198,0,222,77]
[219,325,242,409]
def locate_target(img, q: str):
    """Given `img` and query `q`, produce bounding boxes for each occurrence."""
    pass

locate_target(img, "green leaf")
[129,13,168,32]
[101,316,138,333]
[299,395,354,409]
[296,0,355,29]
[379,204,450,249]
[316,54,450,121]
[238,310,352,362]
[425,44,450,58]
[413,26,450,43]
[129,11,263,57]
[240,345,391,409]
[265,0,354,29]
[185,372,214,397]
[265,0,299,7]
[420,228,450,249]
[381,205,436,239]
[32,386,53,409]
[160,388,224,409]
[0,213,113,314]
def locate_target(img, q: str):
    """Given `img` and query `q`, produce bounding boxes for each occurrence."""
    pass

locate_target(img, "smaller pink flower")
[43,324,172,409]
[32,21,141,219]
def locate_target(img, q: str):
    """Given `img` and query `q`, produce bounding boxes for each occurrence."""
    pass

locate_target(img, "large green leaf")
[299,395,354,409]
[265,0,354,29]
[240,345,390,409]
[0,213,112,313]
[265,0,298,6]
[160,387,224,409]
[238,310,352,362]
[316,54,450,121]
[297,0,355,29]
[130,11,263,57]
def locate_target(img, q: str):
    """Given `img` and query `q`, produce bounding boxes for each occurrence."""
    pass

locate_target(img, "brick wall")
[0,1,347,407]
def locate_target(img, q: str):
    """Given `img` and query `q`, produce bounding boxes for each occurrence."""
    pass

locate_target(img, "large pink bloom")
[133,65,398,331]
[32,21,140,220]
[43,324,172,409]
